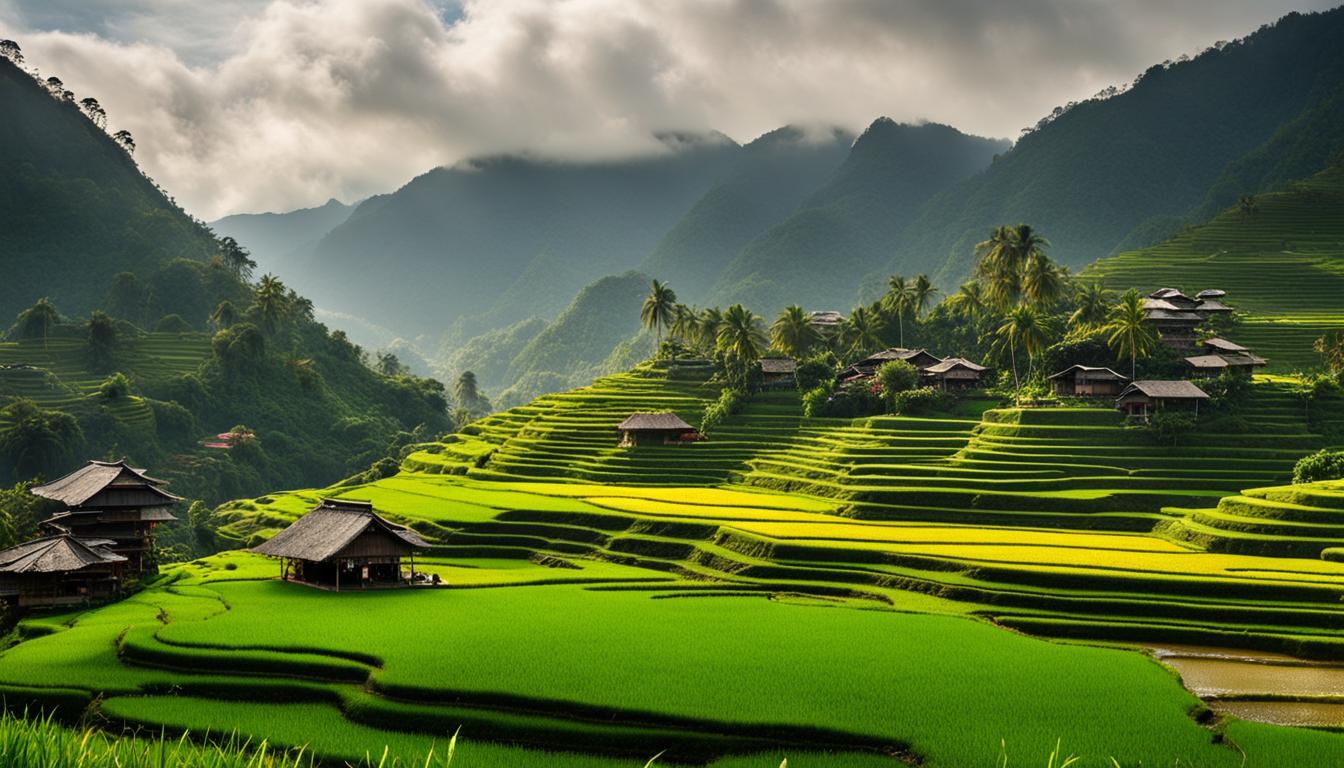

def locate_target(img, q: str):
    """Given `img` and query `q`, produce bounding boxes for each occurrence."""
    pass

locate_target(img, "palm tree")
[716,304,766,372]
[696,307,724,356]
[883,275,916,347]
[974,226,1017,310]
[669,304,697,345]
[1104,289,1157,379]
[769,305,819,359]
[253,274,291,335]
[640,280,678,347]
[1020,252,1065,309]
[1068,283,1113,331]
[911,274,939,319]
[995,305,1053,397]
[945,282,989,323]
[839,306,884,359]
[210,300,240,332]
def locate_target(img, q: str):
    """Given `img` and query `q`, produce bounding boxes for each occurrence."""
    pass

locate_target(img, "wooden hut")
[839,348,943,383]
[1183,353,1267,377]
[758,358,797,388]
[251,499,430,590]
[1048,365,1128,397]
[617,412,696,446]
[1143,289,1234,349]
[0,534,127,609]
[1115,380,1210,421]
[921,357,987,391]
[31,459,179,574]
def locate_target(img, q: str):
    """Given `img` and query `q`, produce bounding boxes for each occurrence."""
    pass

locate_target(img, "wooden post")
[409,551,416,585]
[335,563,340,592]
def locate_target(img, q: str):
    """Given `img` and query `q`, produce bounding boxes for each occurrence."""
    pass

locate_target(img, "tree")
[716,304,765,386]
[112,129,136,155]
[0,398,83,481]
[696,307,723,356]
[1238,194,1258,216]
[210,300,240,331]
[839,306,883,359]
[106,272,149,326]
[945,282,989,323]
[11,297,60,350]
[376,352,405,377]
[769,305,820,359]
[454,371,491,416]
[911,274,939,319]
[252,274,291,335]
[43,77,64,97]
[86,310,118,371]
[0,40,22,66]
[975,224,1050,311]
[1314,331,1344,378]
[669,304,697,346]
[1020,252,1065,309]
[995,305,1053,397]
[640,280,677,346]
[876,360,919,410]
[1104,288,1157,379]
[218,237,256,281]
[1069,283,1114,331]
[79,97,106,129]
[882,275,916,347]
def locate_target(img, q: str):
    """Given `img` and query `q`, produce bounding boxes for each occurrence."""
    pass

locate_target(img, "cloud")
[1,0,1335,219]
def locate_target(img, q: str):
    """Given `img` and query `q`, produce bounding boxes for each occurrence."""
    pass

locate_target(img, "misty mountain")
[0,57,219,323]
[287,133,739,339]
[706,119,1008,313]
[210,198,353,276]
[885,7,1344,287]
[640,125,856,301]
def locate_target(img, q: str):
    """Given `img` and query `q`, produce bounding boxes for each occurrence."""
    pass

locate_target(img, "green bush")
[801,384,832,418]
[876,360,919,410]
[1148,411,1197,446]
[98,372,131,399]
[891,387,947,415]
[153,313,193,333]
[1293,449,1344,484]
[699,388,743,434]
[794,359,834,391]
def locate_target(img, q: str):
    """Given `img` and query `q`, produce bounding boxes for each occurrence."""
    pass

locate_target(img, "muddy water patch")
[1144,644,1344,727]
[1215,700,1344,728]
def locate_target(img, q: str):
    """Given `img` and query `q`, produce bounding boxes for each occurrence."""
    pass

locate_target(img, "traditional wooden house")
[1183,353,1267,377]
[1201,337,1249,355]
[806,310,844,335]
[0,534,127,609]
[838,348,943,384]
[922,358,987,390]
[617,412,696,446]
[1115,380,1210,420]
[758,358,798,388]
[252,499,430,590]
[1143,289,1234,349]
[1048,365,1128,397]
[31,459,179,574]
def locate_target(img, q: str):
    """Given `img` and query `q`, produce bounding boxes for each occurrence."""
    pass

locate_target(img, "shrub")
[153,314,193,333]
[700,387,744,434]
[892,387,947,415]
[98,372,131,399]
[1148,411,1196,446]
[794,359,834,391]
[805,379,882,418]
[801,384,831,418]
[1293,449,1344,484]
[876,361,919,410]
[1203,372,1251,410]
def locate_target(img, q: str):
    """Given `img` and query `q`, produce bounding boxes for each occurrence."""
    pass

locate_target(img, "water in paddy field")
[1145,644,1344,728]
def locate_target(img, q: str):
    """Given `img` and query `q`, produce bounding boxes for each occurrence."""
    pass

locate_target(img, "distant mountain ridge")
[211,198,353,276]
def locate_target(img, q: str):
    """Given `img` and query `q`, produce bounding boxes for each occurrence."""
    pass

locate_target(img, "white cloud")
[1,0,1334,219]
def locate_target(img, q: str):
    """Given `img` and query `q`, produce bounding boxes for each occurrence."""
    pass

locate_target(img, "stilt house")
[0,534,127,608]
[251,499,430,590]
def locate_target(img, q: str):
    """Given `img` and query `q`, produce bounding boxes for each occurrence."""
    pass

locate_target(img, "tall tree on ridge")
[716,304,765,368]
[1104,288,1157,379]
[640,280,677,347]
[253,274,291,336]
[996,305,1053,398]
[770,305,820,359]
[13,297,60,351]
[883,275,916,347]
[911,274,939,321]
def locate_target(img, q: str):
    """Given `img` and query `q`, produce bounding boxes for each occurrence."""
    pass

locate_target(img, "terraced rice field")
[1084,166,1344,372]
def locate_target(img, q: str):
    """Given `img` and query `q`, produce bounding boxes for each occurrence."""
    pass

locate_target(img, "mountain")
[0,57,219,323]
[885,7,1344,287]
[290,134,740,339]
[640,125,856,300]
[706,119,1008,313]
[210,198,353,276]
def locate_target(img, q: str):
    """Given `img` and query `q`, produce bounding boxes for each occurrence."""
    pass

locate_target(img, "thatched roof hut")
[617,412,695,446]
[253,499,430,590]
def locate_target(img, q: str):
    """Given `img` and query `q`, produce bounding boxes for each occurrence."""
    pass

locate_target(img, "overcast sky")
[1,0,1337,220]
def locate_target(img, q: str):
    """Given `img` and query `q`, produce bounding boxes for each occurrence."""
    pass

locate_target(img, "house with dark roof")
[806,310,844,334]
[921,358,987,390]
[1142,289,1234,349]
[838,348,944,384]
[31,459,179,574]
[1048,365,1128,397]
[1184,353,1267,377]
[1116,380,1210,420]
[252,499,431,590]
[758,358,798,388]
[0,534,127,608]
[617,412,696,446]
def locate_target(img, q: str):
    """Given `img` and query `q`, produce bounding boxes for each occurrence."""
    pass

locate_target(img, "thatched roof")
[0,535,125,574]
[31,459,180,507]
[252,499,430,562]
[1049,365,1127,381]
[924,357,987,374]
[1185,353,1266,369]
[1143,309,1203,322]
[1203,337,1248,353]
[1196,289,1227,299]
[618,412,693,431]
[1118,380,1210,400]
[759,358,797,374]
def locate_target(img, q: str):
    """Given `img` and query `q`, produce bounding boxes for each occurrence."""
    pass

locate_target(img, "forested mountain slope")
[0,57,219,322]
[640,125,855,301]
[707,119,1007,313]
[210,199,353,276]
[885,7,1344,287]
[293,134,739,338]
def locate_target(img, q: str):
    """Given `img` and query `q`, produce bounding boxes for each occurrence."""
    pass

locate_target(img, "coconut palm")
[253,274,291,335]
[1020,252,1066,309]
[882,275,916,347]
[769,305,820,359]
[1104,288,1157,379]
[945,282,989,323]
[973,226,1018,310]
[696,307,724,356]
[640,280,678,346]
[716,304,766,371]
[911,274,939,319]
[839,306,884,359]
[1068,283,1113,331]
[995,304,1054,397]
[669,304,697,345]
